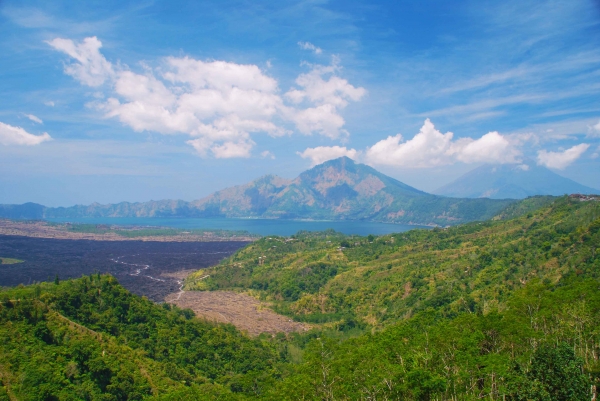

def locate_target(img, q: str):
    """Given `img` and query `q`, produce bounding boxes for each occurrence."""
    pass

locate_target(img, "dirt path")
[165,290,309,336]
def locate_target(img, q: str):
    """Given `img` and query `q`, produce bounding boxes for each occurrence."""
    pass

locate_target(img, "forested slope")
[187,196,599,328]
[1,195,599,400]
[0,275,282,400]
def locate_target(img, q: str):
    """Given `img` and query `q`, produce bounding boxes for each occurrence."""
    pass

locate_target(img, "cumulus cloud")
[286,58,366,138]
[451,131,520,164]
[24,114,43,124]
[50,37,364,158]
[298,41,322,54]
[0,122,51,146]
[260,150,275,159]
[47,36,113,86]
[297,145,358,166]
[365,119,521,168]
[537,143,590,169]
[210,140,254,159]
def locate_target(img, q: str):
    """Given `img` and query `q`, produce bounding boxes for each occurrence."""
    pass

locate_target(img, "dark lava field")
[0,235,249,301]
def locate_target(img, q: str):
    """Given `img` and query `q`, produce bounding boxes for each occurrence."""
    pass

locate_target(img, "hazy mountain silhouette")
[435,161,597,199]
[1,157,515,226]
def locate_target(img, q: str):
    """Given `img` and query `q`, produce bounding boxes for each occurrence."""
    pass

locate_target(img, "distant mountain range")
[435,161,598,199]
[0,157,516,226]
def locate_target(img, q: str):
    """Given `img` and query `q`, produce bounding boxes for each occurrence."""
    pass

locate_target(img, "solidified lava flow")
[0,235,249,301]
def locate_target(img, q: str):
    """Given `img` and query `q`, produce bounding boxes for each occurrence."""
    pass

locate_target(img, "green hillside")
[0,275,282,400]
[186,195,597,328]
[1,195,599,400]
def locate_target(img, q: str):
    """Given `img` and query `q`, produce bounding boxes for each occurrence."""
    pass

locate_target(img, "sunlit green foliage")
[189,196,600,330]
[0,275,280,400]
[1,196,599,400]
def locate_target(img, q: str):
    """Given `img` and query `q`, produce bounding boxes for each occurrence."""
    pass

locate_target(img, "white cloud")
[365,119,521,168]
[292,104,347,139]
[537,143,590,169]
[286,58,366,138]
[50,37,365,158]
[286,60,365,107]
[260,150,275,159]
[365,120,453,168]
[0,122,51,146]
[298,41,322,55]
[297,146,358,166]
[592,120,600,137]
[46,36,114,86]
[451,131,521,164]
[44,101,55,107]
[210,140,254,159]
[24,114,43,124]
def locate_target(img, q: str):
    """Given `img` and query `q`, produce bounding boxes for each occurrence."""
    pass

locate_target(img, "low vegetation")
[54,222,258,239]
[0,257,23,265]
[1,195,599,399]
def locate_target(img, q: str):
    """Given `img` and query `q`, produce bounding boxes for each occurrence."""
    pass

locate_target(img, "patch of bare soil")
[166,290,309,336]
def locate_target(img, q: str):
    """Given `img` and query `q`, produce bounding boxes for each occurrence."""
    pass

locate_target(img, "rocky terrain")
[165,290,309,336]
[0,235,249,301]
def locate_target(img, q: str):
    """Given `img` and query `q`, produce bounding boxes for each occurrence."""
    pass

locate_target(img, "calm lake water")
[46,217,428,237]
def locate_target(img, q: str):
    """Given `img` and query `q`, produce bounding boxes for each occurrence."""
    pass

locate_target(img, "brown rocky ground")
[166,290,309,336]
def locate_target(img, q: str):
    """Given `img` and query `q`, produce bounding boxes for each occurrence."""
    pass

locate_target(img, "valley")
[0,195,598,400]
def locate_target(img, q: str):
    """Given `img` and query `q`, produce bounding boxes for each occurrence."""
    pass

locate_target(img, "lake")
[46,217,429,237]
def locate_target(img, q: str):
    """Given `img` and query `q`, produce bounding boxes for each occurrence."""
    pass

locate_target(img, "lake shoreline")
[43,216,430,237]
[0,219,258,242]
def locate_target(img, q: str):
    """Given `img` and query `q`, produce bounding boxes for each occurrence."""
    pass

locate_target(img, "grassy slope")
[186,196,599,329]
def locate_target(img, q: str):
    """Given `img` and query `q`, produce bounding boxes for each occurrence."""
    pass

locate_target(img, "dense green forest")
[1,195,599,400]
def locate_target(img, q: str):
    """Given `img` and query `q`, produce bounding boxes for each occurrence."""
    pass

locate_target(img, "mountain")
[435,161,598,199]
[2,157,516,226]
[0,202,45,219]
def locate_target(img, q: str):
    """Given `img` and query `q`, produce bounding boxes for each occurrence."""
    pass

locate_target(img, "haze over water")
[46,217,426,237]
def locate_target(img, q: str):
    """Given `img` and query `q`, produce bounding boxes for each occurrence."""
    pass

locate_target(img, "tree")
[507,343,590,401]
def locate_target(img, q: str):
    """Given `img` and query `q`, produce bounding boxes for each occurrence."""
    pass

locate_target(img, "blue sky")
[1,0,600,206]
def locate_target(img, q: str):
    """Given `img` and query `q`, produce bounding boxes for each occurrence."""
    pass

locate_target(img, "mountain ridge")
[435,161,598,199]
[1,157,515,226]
